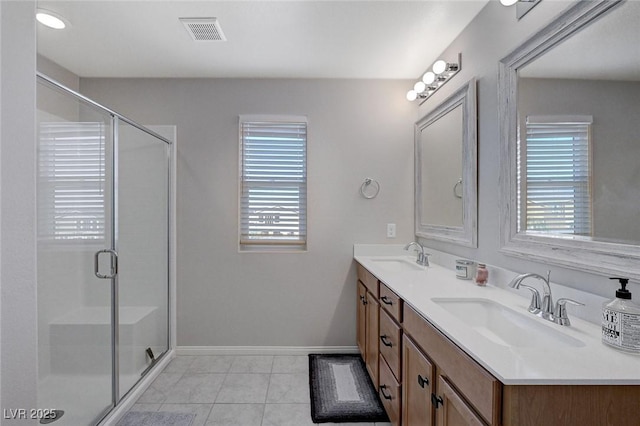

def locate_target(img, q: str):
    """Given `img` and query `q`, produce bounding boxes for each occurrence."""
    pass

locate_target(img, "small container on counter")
[455,259,476,280]
[474,263,488,286]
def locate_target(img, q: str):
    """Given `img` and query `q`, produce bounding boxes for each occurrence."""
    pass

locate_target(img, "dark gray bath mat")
[116,411,195,426]
[309,354,389,423]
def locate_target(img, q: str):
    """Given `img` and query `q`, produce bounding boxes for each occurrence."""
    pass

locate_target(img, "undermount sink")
[432,298,585,348]
[369,257,425,272]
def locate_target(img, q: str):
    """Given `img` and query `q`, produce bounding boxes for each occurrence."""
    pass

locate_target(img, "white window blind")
[521,116,592,235]
[38,122,107,242]
[239,116,307,249]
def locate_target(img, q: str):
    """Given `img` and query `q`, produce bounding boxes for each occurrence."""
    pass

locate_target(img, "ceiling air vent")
[180,18,226,41]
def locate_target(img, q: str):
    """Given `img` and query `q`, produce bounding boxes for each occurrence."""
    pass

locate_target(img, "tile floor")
[127,355,392,426]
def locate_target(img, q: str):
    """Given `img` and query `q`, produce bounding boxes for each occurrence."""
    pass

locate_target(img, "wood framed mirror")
[415,79,477,247]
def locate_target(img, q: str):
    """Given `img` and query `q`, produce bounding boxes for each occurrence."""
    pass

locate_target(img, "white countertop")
[354,244,640,385]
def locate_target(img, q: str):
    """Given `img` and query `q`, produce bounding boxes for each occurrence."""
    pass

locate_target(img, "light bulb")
[414,81,426,93]
[432,60,447,75]
[406,90,418,101]
[36,10,67,29]
[500,0,519,5]
[422,72,435,85]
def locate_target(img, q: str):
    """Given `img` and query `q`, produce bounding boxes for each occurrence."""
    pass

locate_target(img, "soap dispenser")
[602,277,640,353]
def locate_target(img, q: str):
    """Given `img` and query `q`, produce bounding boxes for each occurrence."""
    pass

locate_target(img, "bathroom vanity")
[354,246,640,426]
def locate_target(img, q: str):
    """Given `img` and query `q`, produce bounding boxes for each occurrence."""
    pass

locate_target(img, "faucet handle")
[417,252,430,267]
[554,298,584,326]
[519,284,542,314]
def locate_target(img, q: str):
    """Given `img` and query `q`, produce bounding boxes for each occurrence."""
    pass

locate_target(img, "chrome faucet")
[508,270,584,325]
[508,271,554,320]
[404,241,429,267]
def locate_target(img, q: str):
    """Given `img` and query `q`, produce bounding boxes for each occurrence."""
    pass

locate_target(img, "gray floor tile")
[215,373,270,403]
[262,403,315,426]
[164,356,196,373]
[272,356,309,374]
[188,355,235,373]
[205,403,264,426]
[164,373,226,403]
[266,373,310,403]
[129,403,160,412]
[158,403,213,426]
[137,372,183,403]
[229,356,274,373]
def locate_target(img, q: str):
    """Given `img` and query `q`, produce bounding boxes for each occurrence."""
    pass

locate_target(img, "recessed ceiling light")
[36,9,67,30]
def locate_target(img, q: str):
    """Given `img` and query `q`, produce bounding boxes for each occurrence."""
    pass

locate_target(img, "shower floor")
[38,373,138,426]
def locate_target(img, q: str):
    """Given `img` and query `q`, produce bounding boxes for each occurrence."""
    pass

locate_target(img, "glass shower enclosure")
[36,74,171,425]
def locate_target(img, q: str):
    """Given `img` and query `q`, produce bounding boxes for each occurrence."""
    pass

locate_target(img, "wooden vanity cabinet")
[379,355,402,425]
[378,283,404,426]
[402,335,435,426]
[357,262,640,426]
[404,304,501,426]
[357,264,380,386]
[366,292,380,383]
[437,376,486,426]
[357,282,367,356]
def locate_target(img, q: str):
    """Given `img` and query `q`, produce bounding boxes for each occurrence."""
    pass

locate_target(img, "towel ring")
[360,178,380,199]
[453,178,463,199]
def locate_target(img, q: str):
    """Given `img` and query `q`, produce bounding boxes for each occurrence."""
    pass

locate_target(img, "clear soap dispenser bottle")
[602,277,640,353]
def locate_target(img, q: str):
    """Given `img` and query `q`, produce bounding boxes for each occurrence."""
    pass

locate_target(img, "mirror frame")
[415,78,477,247]
[497,0,640,280]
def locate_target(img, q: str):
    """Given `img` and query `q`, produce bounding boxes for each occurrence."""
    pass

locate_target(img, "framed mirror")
[415,79,477,247]
[498,0,640,279]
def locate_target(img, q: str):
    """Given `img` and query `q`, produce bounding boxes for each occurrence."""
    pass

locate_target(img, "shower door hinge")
[94,249,118,279]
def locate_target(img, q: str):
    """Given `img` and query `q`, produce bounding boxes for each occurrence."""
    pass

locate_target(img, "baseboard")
[176,345,359,356]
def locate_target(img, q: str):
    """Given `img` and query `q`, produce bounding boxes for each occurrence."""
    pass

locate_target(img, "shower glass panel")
[36,75,171,425]
[116,121,170,398]
[37,79,115,425]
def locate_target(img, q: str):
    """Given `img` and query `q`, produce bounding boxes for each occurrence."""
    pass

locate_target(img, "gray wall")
[519,77,640,243]
[1,0,38,422]
[80,78,416,347]
[415,0,639,298]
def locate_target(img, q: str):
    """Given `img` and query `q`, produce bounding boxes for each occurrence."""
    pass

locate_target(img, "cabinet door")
[402,336,434,426]
[357,281,367,358]
[365,292,380,386]
[436,376,486,426]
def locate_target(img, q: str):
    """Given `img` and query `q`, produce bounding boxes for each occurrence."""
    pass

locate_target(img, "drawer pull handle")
[431,393,444,408]
[380,385,393,400]
[417,374,429,388]
[380,335,393,347]
[360,295,367,305]
[381,296,393,305]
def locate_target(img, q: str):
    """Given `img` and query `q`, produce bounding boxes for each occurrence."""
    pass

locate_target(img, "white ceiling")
[36,0,489,79]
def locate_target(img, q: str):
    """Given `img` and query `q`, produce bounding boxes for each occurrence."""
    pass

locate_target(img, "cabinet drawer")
[404,305,501,425]
[380,283,403,322]
[357,263,379,297]
[379,355,401,426]
[379,308,402,381]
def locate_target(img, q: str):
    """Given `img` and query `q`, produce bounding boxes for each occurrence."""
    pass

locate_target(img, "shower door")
[37,78,116,425]
[115,121,170,398]
[37,75,171,425]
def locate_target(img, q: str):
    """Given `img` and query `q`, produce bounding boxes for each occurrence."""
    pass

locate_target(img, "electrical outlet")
[387,223,396,238]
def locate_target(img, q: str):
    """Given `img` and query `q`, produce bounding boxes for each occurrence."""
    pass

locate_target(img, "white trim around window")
[238,115,308,252]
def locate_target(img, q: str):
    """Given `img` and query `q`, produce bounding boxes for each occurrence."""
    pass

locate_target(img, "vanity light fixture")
[406,54,461,103]
[500,0,542,20]
[36,9,68,29]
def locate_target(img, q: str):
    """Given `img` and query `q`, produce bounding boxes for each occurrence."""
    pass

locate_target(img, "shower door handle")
[94,249,118,279]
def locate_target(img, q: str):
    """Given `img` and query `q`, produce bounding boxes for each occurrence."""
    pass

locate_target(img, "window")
[519,116,592,235]
[38,122,107,243]
[239,115,307,250]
